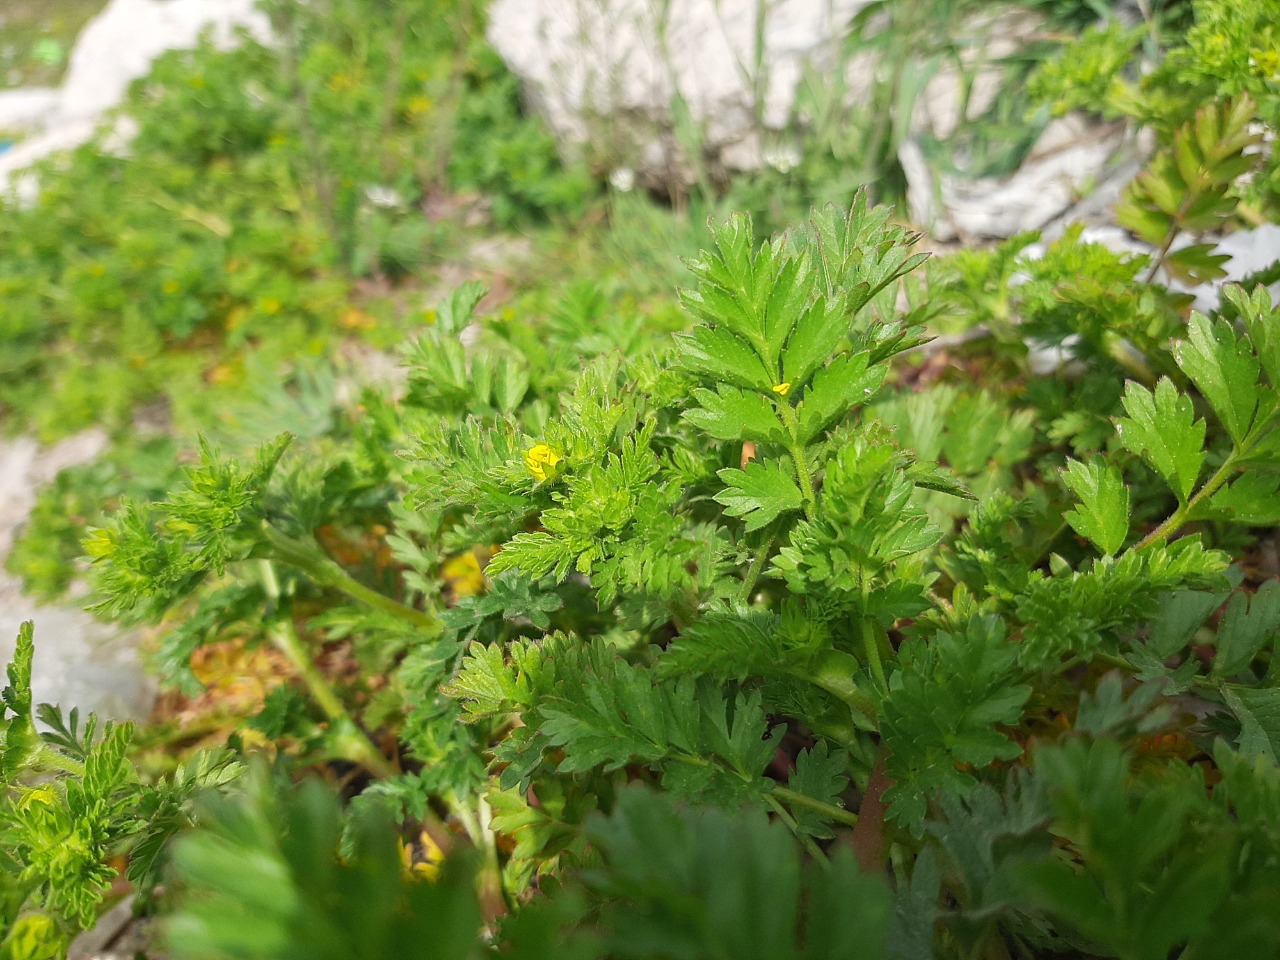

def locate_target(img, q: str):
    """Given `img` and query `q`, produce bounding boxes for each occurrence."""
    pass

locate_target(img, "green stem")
[860,578,889,696]
[802,657,879,730]
[778,403,818,518]
[770,783,859,828]
[259,562,397,779]
[765,793,828,862]
[861,620,889,697]
[737,527,778,604]
[34,746,86,777]
[1130,451,1241,551]
[259,522,437,631]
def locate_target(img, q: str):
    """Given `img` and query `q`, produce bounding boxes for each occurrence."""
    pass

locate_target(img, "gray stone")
[904,115,1130,241]
[0,432,154,724]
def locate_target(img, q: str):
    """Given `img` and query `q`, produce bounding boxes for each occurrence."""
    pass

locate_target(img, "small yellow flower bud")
[524,443,563,482]
[772,382,792,396]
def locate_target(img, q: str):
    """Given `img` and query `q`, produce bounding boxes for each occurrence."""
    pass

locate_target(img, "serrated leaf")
[1203,472,1280,524]
[1173,313,1260,446]
[487,532,576,581]
[1062,459,1130,556]
[435,280,487,334]
[787,743,850,839]
[1223,686,1280,764]
[1115,378,1205,502]
[1214,582,1280,678]
[677,326,775,391]
[1164,243,1230,285]
[794,351,886,444]
[685,385,787,444]
[1229,284,1280,390]
[781,295,846,388]
[715,460,805,532]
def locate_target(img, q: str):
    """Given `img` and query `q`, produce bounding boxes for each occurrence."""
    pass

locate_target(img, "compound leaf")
[686,385,788,444]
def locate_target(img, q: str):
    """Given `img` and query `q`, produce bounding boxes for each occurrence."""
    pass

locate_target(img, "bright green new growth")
[1,623,241,957]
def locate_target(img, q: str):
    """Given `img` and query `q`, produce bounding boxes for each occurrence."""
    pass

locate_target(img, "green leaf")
[883,616,1031,835]
[1147,588,1230,659]
[1173,313,1261,446]
[794,351,887,444]
[1163,243,1230,285]
[486,532,576,581]
[1,621,38,780]
[1214,582,1280,678]
[1228,284,1280,390]
[585,788,890,960]
[435,280,487,335]
[677,326,775,391]
[1062,459,1131,556]
[787,743,851,839]
[685,385,787,444]
[1115,378,1206,502]
[903,460,976,501]
[1223,686,1280,763]
[1203,473,1280,524]
[715,460,805,532]
[781,295,846,388]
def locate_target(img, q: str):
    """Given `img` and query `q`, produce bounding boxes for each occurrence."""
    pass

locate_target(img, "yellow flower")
[524,443,563,482]
[442,551,486,598]
[772,382,792,396]
[399,829,445,882]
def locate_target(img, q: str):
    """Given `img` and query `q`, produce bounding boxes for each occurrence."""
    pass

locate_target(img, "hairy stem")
[738,526,778,604]
[259,561,397,779]
[34,745,86,777]
[259,522,437,630]
[861,620,889,696]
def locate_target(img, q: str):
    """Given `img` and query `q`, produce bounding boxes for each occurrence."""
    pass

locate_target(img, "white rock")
[490,0,1123,237]
[0,88,59,133]
[905,116,1128,240]
[0,0,268,194]
[57,0,270,123]
[487,0,868,183]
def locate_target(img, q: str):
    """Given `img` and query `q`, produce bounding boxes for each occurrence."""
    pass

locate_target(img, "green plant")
[1031,0,1280,232]
[65,195,1280,958]
[0,623,241,959]
[0,0,592,441]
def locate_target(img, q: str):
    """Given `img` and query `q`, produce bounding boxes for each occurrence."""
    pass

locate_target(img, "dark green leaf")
[1214,582,1280,678]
